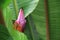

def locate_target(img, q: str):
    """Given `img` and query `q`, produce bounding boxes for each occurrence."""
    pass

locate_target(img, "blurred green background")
[0,0,60,40]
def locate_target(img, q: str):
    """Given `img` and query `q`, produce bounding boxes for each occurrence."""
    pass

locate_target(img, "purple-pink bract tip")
[15,8,26,28]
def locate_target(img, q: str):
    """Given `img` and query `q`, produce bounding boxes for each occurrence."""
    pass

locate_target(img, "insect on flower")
[14,8,26,32]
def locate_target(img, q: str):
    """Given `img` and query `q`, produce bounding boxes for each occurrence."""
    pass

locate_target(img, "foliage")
[0,0,11,8]
[1,0,39,40]
[48,0,60,40]
[31,0,46,40]
[1,0,60,40]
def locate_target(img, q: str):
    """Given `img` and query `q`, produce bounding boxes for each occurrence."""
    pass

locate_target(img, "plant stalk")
[44,0,50,40]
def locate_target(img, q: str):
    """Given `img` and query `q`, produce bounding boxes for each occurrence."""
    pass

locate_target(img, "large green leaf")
[26,15,41,40]
[30,0,46,40]
[8,0,39,20]
[29,0,60,40]
[20,0,46,40]
[16,0,39,17]
[48,0,60,40]
[2,7,28,40]
[24,19,33,40]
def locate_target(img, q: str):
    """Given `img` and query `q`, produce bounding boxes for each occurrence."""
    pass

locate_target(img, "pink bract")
[15,8,26,28]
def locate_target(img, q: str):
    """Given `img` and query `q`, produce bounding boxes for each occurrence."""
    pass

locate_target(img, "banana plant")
[0,0,39,40]
[1,0,60,40]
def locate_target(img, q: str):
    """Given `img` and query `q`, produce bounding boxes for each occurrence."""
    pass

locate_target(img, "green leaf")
[16,0,39,17]
[30,0,46,40]
[0,0,11,8]
[8,0,39,20]
[3,7,28,40]
[24,19,33,40]
[24,0,46,40]
[48,0,60,40]
[26,15,41,40]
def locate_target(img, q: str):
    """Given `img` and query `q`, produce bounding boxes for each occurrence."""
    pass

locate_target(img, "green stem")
[13,0,18,19]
